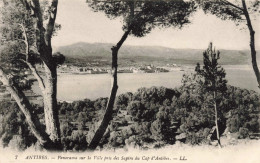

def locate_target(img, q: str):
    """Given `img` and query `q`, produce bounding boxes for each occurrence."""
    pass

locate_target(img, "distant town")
[0,62,188,103]
[57,63,185,74]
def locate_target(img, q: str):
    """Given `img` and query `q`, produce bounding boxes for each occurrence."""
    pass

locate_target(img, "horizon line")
[53,41,256,51]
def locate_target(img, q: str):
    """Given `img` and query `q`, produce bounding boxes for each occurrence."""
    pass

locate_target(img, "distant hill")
[55,42,259,66]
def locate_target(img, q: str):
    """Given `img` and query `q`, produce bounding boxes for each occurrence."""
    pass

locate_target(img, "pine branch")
[18,22,46,92]
[45,0,58,45]
[18,23,30,59]
[20,59,45,92]
[0,66,50,146]
[222,0,244,11]
[26,0,46,55]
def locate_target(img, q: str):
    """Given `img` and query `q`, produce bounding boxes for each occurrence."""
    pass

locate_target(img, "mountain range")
[55,42,259,66]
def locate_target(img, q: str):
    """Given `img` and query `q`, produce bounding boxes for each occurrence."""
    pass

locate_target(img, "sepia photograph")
[0,0,259,162]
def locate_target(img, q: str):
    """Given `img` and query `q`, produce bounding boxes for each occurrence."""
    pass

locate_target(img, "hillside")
[55,42,259,66]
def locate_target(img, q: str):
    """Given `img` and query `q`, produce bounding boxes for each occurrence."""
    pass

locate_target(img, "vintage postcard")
[0,0,259,162]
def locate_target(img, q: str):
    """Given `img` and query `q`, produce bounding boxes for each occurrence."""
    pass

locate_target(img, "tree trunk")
[242,0,260,88]
[43,62,62,149]
[88,30,131,150]
[0,67,54,149]
[30,0,61,149]
[213,91,221,148]
[2,0,61,150]
[88,48,119,150]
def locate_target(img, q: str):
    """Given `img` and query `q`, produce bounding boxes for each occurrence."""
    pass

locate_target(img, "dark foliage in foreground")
[0,82,259,150]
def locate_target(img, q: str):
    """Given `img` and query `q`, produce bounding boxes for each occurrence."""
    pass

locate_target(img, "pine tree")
[195,42,227,147]
[86,0,196,150]
[0,0,63,150]
[195,0,260,88]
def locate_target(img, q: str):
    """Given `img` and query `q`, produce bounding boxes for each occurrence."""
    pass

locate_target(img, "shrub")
[238,127,249,139]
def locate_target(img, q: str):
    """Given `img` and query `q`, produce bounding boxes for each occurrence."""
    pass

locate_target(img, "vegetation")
[0,0,63,150]
[1,64,259,151]
[1,84,258,150]
[195,43,228,147]
[0,0,259,152]
[196,0,260,88]
[86,0,197,150]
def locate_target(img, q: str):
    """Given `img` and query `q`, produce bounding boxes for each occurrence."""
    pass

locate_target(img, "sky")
[52,0,260,50]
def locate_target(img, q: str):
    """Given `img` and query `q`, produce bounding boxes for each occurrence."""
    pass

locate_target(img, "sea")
[44,65,260,101]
